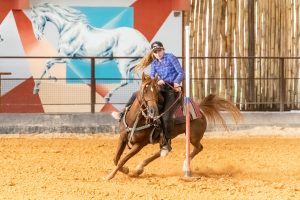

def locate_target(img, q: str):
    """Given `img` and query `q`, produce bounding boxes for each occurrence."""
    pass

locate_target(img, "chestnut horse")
[104,74,241,180]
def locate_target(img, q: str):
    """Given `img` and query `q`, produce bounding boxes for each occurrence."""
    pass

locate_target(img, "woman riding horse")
[113,41,184,157]
[106,78,241,180]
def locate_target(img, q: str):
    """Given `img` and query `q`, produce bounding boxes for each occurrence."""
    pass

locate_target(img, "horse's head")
[139,73,159,119]
[29,3,88,41]
[30,8,47,40]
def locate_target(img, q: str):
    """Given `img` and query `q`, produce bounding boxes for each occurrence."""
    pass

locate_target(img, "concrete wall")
[1,112,300,134]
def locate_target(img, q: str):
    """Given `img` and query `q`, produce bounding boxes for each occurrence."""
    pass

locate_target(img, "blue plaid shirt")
[150,53,184,84]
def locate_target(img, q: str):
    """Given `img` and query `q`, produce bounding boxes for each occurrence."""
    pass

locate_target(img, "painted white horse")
[30,3,149,102]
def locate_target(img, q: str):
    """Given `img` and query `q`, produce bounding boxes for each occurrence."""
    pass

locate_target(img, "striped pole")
[184,26,191,177]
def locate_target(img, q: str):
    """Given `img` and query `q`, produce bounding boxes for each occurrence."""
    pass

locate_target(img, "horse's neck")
[44,12,83,35]
[126,100,145,125]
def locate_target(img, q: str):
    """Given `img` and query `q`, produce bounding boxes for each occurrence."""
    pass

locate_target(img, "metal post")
[279,58,285,112]
[248,0,255,110]
[184,26,191,177]
[91,58,96,113]
[0,72,12,112]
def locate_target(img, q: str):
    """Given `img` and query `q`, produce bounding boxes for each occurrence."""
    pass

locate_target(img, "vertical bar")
[0,75,2,113]
[248,0,255,110]
[91,58,96,113]
[279,58,285,111]
[184,26,191,177]
[0,72,11,113]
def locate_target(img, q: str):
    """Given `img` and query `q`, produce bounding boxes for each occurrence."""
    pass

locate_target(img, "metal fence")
[0,56,299,113]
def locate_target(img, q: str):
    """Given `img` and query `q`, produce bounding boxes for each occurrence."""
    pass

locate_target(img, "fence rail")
[0,56,299,113]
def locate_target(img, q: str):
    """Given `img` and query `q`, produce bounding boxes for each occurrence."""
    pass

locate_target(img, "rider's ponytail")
[135,51,155,71]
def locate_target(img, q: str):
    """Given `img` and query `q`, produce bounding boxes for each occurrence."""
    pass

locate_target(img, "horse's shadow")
[192,165,242,178]
[127,165,242,180]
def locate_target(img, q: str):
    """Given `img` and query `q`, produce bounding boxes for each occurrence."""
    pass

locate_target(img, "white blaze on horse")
[30,3,149,101]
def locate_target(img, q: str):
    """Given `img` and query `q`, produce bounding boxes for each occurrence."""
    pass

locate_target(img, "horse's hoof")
[104,96,111,103]
[132,165,144,176]
[133,168,144,176]
[102,175,113,181]
[120,166,129,174]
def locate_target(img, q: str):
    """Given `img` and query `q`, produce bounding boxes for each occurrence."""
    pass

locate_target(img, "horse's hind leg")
[104,143,145,181]
[182,129,204,173]
[132,151,161,177]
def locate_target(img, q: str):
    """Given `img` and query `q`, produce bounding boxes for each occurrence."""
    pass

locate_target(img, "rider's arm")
[150,62,157,79]
[169,54,184,84]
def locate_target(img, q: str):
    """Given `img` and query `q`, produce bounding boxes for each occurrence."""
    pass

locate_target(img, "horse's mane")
[32,3,88,24]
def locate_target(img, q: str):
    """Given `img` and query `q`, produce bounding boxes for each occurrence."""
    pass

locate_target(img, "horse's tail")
[199,94,241,131]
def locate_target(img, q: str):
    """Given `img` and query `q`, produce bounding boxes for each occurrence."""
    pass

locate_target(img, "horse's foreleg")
[33,68,48,94]
[104,80,128,102]
[33,58,67,94]
[132,150,161,177]
[104,143,145,181]
[105,61,131,102]
[45,58,67,80]
[113,133,129,174]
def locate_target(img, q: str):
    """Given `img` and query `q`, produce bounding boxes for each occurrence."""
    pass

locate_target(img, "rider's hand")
[157,80,165,85]
[174,83,182,92]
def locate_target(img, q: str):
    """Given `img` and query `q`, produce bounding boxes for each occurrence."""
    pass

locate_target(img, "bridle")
[141,84,159,118]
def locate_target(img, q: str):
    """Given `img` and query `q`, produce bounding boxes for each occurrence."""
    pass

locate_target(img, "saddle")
[173,99,203,124]
[150,98,203,143]
[124,98,202,145]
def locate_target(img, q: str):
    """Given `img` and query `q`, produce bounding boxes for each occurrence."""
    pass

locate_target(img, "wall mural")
[0,0,182,113]
[30,3,149,102]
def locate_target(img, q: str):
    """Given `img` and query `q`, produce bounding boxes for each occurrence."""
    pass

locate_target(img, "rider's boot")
[112,92,137,122]
[160,137,172,157]
[112,108,126,122]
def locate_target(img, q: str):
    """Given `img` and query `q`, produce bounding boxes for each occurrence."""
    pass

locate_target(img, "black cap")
[151,41,164,50]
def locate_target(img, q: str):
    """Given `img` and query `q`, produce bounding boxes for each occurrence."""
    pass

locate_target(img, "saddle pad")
[174,99,202,120]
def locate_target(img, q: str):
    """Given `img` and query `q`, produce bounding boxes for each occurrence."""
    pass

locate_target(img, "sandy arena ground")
[0,129,299,199]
